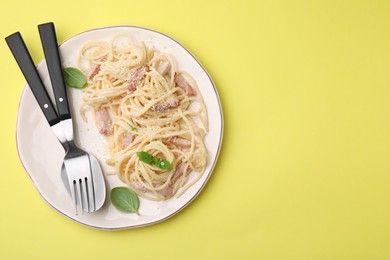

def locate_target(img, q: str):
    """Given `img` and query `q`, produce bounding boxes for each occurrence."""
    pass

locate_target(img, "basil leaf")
[136,151,172,170]
[137,151,154,164]
[110,187,139,214]
[63,67,87,89]
[152,158,172,170]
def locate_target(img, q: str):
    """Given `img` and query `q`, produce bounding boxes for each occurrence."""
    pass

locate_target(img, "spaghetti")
[77,35,208,201]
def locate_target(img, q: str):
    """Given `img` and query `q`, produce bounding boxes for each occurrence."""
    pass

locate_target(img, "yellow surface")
[1,0,390,259]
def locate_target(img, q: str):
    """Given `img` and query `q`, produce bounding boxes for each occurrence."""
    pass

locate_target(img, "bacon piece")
[173,162,186,182]
[150,97,180,111]
[87,55,107,80]
[160,162,187,198]
[95,107,112,136]
[157,60,170,76]
[128,65,149,92]
[122,132,135,149]
[174,72,196,96]
[166,136,191,147]
[160,185,174,198]
[88,64,101,80]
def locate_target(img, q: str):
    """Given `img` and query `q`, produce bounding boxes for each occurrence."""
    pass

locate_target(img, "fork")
[5,23,106,214]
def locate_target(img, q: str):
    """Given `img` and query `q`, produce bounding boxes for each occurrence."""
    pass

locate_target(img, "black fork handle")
[5,32,60,126]
[38,22,71,120]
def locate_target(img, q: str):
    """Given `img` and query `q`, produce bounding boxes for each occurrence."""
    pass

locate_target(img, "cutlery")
[5,23,106,214]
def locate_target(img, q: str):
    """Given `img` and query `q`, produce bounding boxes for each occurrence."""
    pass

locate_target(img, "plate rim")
[15,25,224,230]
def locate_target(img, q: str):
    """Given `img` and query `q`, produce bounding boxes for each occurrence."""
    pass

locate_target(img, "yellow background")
[1,0,390,259]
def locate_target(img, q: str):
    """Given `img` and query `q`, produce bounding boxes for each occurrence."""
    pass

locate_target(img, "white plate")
[16,26,223,229]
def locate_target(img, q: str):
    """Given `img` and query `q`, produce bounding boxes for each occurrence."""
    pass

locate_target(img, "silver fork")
[6,23,106,214]
[63,141,96,213]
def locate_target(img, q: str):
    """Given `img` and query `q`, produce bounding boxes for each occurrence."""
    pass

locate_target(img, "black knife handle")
[38,22,71,120]
[5,32,60,126]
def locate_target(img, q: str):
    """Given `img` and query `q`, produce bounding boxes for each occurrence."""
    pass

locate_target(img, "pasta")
[77,35,208,201]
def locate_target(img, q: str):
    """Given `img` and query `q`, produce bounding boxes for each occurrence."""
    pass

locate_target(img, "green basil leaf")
[137,151,154,164]
[136,151,172,170]
[110,187,139,214]
[152,158,172,170]
[63,67,87,89]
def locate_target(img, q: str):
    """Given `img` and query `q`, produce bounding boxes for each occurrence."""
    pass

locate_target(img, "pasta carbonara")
[77,35,208,201]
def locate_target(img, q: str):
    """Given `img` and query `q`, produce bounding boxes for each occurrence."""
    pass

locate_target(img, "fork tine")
[83,178,90,212]
[86,177,95,212]
[70,180,78,215]
[75,179,83,214]
[83,178,92,212]
[78,179,87,212]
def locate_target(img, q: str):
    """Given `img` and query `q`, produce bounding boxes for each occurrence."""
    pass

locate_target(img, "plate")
[16,26,223,229]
